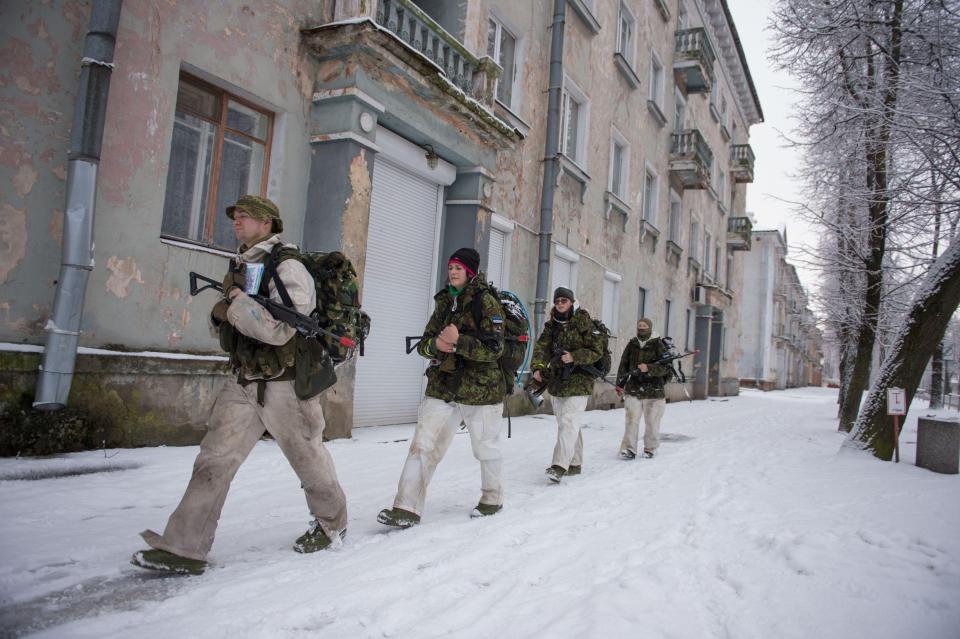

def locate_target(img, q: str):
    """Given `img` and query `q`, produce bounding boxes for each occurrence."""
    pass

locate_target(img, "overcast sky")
[725,0,820,291]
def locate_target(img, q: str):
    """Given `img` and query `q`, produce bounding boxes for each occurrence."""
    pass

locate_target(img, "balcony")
[673,28,716,94]
[727,216,752,251]
[374,0,498,106]
[669,129,713,189]
[731,144,755,183]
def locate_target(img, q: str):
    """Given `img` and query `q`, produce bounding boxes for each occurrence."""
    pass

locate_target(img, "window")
[638,286,647,318]
[677,2,688,30]
[704,231,712,275]
[561,77,589,166]
[609,128,630,199]
[487,213,514,289]
[718,169,727,208]
[726,251,734,289]
[664,299,672,338]
[721,95,729,129]
[161,73,273,249]
[642,167,659,224]
[603,271,622,334]
[674,88,686,132]
[669,192,682,243]
[486,17,518,109]
[685,308,693,350]
[552,245,580,307]
[617,2,637,66]
[715,245,722,282]
[648,53,664,107]
[689,219,700,260]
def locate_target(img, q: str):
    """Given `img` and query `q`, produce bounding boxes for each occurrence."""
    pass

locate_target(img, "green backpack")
[590,318,613,377]
[472,283,531,396]
[272,246,371,363]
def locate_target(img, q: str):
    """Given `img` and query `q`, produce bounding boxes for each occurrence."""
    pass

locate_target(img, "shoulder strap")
[265,243,295,308]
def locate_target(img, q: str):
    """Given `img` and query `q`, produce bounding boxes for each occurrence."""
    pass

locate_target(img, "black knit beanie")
[553,286,575,303]
[449,247,480,277]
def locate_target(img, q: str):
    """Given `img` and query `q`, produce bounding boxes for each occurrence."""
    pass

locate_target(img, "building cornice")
[703,0,764,126]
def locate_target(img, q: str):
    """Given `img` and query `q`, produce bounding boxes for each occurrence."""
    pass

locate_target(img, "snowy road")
[1,388,958,638]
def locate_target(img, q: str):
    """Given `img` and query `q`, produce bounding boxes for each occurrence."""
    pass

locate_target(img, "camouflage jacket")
[616,334,672,399]
[217,235,315,381]
[531,308,604,397]
[418,274,505,405]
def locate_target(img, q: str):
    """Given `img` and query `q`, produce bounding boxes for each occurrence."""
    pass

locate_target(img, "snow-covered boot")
[470,502,503,518]
[293,520,346,553]
[619,449,636,460]
[545,465,565,483]
[566,464,582,476]
[377,507,421,528]
[131,549,206,575]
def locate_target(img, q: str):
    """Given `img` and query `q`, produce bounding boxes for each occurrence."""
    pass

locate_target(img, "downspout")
[34,0,123,410]
[533,0,566,336]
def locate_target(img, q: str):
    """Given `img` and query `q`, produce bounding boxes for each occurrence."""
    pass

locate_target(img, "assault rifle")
[617,349,698,389]
[189,272,356,349]
[404,333,528,354]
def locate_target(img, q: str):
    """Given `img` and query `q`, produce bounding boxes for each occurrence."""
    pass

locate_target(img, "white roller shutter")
[353,158,441,426]
[488,227,506,288]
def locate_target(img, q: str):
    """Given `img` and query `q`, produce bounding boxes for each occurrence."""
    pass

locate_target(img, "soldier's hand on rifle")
[533,370,543,383]
[560,351,574,364]
[638,363,649,372]
[223,264,246,296]
[439,324,459,345]
[435,336,456,353]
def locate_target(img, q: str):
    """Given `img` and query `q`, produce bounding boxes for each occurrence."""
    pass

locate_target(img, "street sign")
[887,387,906,415]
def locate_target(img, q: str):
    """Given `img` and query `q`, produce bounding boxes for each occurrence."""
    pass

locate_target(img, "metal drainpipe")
[34,0,123,411]
[533,0,566,337]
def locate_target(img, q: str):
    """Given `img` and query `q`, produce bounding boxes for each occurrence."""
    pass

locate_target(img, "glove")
[211,299,230,326]
[223,264,246,295]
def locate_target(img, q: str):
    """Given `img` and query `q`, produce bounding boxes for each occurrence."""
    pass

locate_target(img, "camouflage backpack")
[271,246,371,363]
[590,318,613,377]
[472,283,531,397]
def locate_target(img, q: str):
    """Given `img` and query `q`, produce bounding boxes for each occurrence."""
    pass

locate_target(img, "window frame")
[486,14,521,112]
[616,1,638,67]
[638,286,647,319]
[669,189,682,243]
[664,298,672,338]
[161,72,274,249]
[642,164,659,225]
[560,76,590,168]
[648,51,664,108]
[603,271,623,336]
[608,126,631,199]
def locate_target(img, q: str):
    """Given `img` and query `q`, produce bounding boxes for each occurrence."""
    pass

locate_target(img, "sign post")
[887,387,906,463]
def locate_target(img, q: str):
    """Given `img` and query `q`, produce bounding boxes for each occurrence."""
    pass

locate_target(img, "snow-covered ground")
[1,387,958,639]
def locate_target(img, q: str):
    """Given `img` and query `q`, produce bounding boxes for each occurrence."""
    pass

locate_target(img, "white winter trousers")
[393,397,504,516]
[620,395,666,454]
[550,395,590,470]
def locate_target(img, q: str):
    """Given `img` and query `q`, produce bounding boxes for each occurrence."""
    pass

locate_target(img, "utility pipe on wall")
[34,0,123,410]
[533,0,566,336]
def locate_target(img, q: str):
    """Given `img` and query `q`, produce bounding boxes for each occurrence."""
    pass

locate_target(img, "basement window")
[160,73,274,251]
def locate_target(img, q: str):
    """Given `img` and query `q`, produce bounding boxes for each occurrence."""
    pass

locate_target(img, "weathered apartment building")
[0,0,761,446]
[738,229,824,390]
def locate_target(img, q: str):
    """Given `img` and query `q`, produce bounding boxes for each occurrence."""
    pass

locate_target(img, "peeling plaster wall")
[1,0,325,352]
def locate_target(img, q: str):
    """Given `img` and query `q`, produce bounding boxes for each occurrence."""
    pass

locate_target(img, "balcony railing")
[731,144,755,183]
[727,216,752,251]
[674,28,716,94]
[669,129,713,189]
[374,0,493,103]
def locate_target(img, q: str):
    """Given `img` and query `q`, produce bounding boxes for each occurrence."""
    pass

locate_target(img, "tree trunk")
[845,237,960,459]
[930,342,944,408]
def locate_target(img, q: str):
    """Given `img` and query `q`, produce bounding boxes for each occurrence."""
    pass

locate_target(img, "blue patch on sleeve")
[491,315,504,324]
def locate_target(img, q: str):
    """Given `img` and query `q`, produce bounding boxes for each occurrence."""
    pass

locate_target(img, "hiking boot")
[470,502,503,518]
[131,549,206,576]
[566,465,582,476]
[377,507,421,529]
[545,465,565,483]
[642,449,655,459]
[293,520,346,553]
[619,449,636,460]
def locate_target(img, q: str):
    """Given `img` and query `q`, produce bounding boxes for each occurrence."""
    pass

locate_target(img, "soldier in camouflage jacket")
[378,248,506,528]
[133,196,347,575]
[530,287,605,483]
[617,318,672,459]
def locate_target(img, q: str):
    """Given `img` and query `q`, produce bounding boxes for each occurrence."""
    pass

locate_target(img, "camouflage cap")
[226,195,283,233]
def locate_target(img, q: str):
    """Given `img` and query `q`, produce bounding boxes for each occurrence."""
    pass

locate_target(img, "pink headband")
[448,258,476,279]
